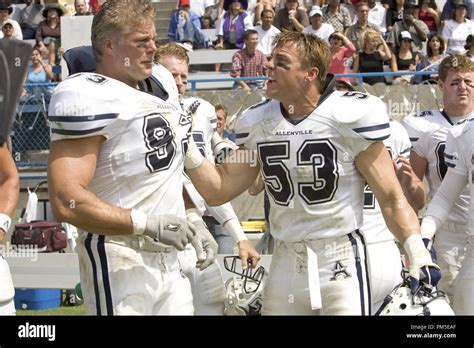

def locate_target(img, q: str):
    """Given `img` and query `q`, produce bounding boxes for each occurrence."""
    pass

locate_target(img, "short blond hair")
[154,44,190,65]
[438,54,474,81]
[91,0,155,62]
[272,31,331,93]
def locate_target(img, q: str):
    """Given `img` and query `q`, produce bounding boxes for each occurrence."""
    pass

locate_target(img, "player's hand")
[394,156,422,195]
[404,234,441,293]
[186,208,218,270]
[423,237,437,263]
[237,240,261,269]
[191,219,218,270]
[144,215,195,250]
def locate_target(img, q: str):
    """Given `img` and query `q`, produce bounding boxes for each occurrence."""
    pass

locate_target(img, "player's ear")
[437,78,444,90]
[306,67,319,83]
[102,37,114,57]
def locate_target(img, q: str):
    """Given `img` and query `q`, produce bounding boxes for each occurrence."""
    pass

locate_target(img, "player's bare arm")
[48,136,134,235]
[0,142,19,241]
[356,141,420,243]
[395,155,425,211]
[186,146,261,206]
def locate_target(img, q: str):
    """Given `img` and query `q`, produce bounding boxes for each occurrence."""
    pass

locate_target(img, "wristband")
[184,139,205,170]
[130,209,147,235]
[0,213,12,233]
[223,218,248,242]
[420,215,440,241]
[403,233,432,264]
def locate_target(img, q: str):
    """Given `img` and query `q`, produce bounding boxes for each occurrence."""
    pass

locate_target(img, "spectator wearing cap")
[168,0,205,51]
[302,6,335,42]
[0,2,22,40]
[254,8,280,55]
[36,3,64,66]
[441,0,473,22]
[215,0,253,50]
[321,0,352,33]
[391,30,419,84]
[230,29,267,90]
[19,0,44,40]
[0,21,13,40]
[387,0,428,56]
[273,0,308,32]
[441,0,474,54]
[465,34,474,60]
[418,0,440,36]
[328,31,356,82]
[346,2,381,51]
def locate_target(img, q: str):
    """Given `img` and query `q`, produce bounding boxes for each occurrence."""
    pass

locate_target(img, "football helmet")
[376,270,455,316]
[223,256,266,316]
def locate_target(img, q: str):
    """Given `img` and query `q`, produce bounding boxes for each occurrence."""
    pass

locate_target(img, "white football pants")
[453,235,474,315]
[262,231,370,315]
[0,255,15,315]
[76,233,193,315]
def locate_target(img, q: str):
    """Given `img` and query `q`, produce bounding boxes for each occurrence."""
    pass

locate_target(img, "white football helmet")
[223,256,266,316]
[376,271,455,316]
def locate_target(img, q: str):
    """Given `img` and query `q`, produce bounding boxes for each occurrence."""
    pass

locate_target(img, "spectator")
[418,0,440,36]
[74,0,91,16]
[36,3,64,65]
[190,0,215,24]
[215,0,252,49]
[353,29,391,85]
[465,34,474,60]
[253,0,276,25]
[346,2,381,51]
[322,0,352,33]
[273,0,309,32]
[27,46,54,83]
[0,20,13,39]
[441,0,473,22]
[215,104,236,141]
[387,0,428,56]
[385,0,404,34]
[328,31,356,82]
[168,0,205,51]
[391,30,419,84]
[414,33,446,83]
[255,8,280,55]
[230,29,267,89]
[88,0,106,14]
[19,0,44,40]
[302,6,334,42]
[0,2,22,40]
[368,0,387,35]
[441,0,474,54]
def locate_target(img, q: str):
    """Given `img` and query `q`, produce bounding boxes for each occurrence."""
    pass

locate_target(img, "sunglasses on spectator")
[330,36,342,41]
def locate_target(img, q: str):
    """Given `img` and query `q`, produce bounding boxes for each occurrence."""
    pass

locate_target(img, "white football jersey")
[235,91,391,242]
[181,97,218,213]
[48,73,190,222]
[445,118,474,237]
[402,110,471,224]
[361,120,411,244]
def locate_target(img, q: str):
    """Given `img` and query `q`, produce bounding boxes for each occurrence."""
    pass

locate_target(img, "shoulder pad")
[332,91,385,124]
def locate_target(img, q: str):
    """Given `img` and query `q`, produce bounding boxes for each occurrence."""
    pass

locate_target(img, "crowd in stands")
[165,0,474,86]
[2,0,474,87]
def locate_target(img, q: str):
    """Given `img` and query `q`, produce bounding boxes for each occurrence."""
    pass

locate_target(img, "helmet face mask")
[223,256,266,316]
[376,270,455,316]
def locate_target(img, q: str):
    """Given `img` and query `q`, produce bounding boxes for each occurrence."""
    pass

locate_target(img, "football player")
[47,0,206,315]
[0,140,19,315]
[421,114,474,315]
[402,54,473,303]
[184,31,440,315]
[154,43,260,314]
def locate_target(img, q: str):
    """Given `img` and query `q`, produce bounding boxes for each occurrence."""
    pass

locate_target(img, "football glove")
[187,209,218,270]
[143,214,196,251]
[404,234,441,293]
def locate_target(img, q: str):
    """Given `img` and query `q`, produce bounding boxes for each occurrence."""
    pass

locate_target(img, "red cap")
[179,0,190,7]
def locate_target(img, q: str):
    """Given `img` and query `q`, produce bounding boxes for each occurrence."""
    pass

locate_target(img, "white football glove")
[187,209,218,270]
[142,214,196,251]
